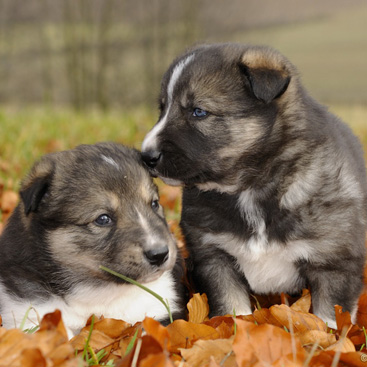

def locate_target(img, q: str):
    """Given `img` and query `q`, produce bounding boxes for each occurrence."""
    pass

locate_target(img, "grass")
[0,104,366,190]
[0,104,366,191]
[0,106,157,188]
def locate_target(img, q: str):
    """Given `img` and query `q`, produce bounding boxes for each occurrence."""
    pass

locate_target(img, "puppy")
[141,43,367,328]
[0,142,185,336]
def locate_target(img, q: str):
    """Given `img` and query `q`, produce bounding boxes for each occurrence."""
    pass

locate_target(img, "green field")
[0,104,366,191]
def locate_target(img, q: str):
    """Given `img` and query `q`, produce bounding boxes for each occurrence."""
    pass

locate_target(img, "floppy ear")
[20,159,54,215]
[239,49,291,104]
[240,65,291,104]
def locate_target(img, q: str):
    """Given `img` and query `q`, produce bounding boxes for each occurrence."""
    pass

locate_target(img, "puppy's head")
[142,44,299,192]
[19,142,177,284]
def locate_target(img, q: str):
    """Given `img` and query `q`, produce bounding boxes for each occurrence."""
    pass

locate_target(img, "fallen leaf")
[143,317,170,350]
[250,308,283,327]
[159,186,181,211]
[290,289,311,313]
[310,351,367,367]
[166,320,220,353]
[92,317,130,339]
[180,337,234,367]
[357,293,367,328]
[140,351,175,367]
[335,304,353,331]
[19,348,47,367]
[119,323,143,357]
[326,336,356,353]
[187,293,210,324]
[1,190,18,212]
[299,330,336,349]
[233,318,305,367]
[270,304,327,333]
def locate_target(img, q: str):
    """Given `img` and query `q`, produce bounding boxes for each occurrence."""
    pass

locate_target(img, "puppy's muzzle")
[144,246,169,266]
[142,150,161,169]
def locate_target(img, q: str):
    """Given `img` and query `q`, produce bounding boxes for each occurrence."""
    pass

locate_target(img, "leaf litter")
[1,188,367,366]
[0,289,367,367]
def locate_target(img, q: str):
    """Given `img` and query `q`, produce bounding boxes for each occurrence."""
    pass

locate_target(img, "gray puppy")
[141,43,367,328]
[0,142,185,336]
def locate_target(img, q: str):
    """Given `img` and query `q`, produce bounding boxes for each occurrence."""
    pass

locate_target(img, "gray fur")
[141,43,367,328]
[0,142,186,334]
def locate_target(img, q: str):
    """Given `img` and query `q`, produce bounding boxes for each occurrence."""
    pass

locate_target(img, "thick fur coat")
[0,143,185,336]
[141,43,367,328]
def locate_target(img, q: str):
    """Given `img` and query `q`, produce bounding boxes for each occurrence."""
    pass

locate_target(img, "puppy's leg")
[189,248,252,317]
[305,265,363,329]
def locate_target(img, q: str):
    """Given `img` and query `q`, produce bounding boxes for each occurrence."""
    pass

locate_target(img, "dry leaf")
[19,348,47,367]
[159,186,181,211]
[180,337,234,367]
[166,320,220,353]
[290,289,311,313]
[310,351,367,367]
[143,317,171,350]
[187,293,210,323]
[92,317,130,338]
[325,336,356,353]
[140,352,175,367]
[299,330,336,349]
[233,318,305,367]
[357,292,367,328]
[270,304,327,333]
[335,304,353,331]
[1,190,18,212]
[250,308,283,327]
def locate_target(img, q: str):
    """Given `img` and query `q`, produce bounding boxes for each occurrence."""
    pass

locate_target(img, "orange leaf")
[233,319,305,367]
[143,317,170,350]
[1,190,18,212]
[299,330,336,349]
[251,307,283,327]
[357,293,367,328]
[310,351,367,367]
[140,352,175,367]
[325,336,355,353]
[92,317,131,339]
[335,304,353,331]
[19,348,47,367]
[187,293,210,324]
[290,289,311,313]
[159,185,181,211]
[270,304,327,333]
[180,337,234,367]
[166,320,220,353]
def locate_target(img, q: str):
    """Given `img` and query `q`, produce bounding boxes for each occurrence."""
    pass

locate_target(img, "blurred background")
[0,0,366,225]
[1,0,367,108]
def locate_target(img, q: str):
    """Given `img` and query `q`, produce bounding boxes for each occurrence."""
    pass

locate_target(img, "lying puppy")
[0,142,185,336]
[141,43,367,328]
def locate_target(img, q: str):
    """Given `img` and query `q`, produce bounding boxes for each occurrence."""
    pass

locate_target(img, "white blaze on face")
[142,54,195,152]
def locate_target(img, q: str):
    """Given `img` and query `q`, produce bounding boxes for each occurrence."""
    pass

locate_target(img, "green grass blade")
[99,265,173,323]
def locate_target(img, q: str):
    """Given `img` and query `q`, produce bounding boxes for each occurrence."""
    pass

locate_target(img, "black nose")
[142,150,161,169]
[144,247,169,266]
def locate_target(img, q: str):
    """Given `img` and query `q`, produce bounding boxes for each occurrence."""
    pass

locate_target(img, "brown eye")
[94,214,113,226]
[151,200,160,212]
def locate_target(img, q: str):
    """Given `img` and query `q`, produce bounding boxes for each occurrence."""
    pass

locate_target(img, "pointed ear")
[239,49,291,104]
[20,158,54,215]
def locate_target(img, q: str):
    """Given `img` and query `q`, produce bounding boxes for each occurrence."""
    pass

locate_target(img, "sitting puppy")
[141,43,367,329]
[0,142,185,336]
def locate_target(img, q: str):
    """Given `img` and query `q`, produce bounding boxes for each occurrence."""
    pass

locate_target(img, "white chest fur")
[0,271,179,338]
[201,189,311,294]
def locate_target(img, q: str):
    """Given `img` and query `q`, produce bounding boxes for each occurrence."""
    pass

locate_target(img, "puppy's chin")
[138,269,168,284]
